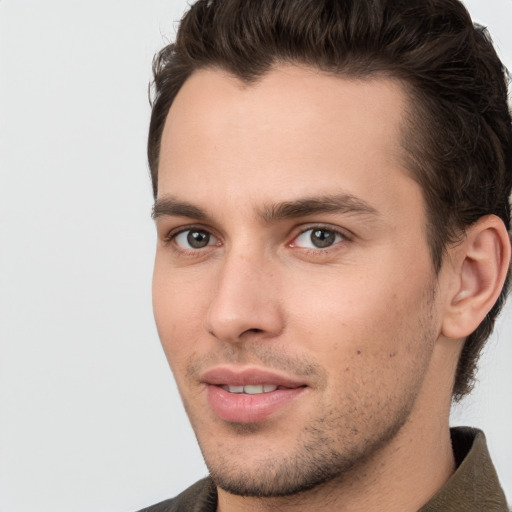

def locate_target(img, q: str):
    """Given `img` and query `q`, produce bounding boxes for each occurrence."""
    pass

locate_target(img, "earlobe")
[441,215,511,340]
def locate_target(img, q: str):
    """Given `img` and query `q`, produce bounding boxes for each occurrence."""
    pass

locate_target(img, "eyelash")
[290,225,351,251]
[164,225,220,252]
[164,224,351,254]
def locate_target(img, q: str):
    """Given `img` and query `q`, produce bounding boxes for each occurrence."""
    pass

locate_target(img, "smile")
[207,384,306,423]
[221,384,285,394]
[200,367,308,423]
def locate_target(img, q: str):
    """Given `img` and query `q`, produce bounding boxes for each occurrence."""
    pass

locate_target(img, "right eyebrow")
[152,196,209,221]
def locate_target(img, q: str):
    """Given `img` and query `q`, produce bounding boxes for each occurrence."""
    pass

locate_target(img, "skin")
[151,66,502,511]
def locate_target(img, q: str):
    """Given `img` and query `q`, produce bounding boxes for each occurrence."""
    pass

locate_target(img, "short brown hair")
[148,0,512,399]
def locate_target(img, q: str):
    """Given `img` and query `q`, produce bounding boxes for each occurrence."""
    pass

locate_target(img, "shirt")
[137,427,509,512]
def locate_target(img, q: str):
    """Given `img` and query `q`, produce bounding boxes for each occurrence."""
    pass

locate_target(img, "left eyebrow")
[259,193,379,223]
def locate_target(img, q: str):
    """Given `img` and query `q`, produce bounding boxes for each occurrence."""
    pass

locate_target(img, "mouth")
[201,367,308,423]
[220,384,295,394]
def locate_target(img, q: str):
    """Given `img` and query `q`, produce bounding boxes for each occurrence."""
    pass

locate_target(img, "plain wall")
[0,1,510,511]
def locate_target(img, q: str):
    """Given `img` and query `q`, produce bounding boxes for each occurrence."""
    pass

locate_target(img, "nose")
[205,251,284,343]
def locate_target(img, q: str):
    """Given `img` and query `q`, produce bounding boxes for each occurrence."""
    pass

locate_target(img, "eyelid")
[160,222,351,252]
[289,224,352,249]
[163,224,221,249]
[162,222,211,240]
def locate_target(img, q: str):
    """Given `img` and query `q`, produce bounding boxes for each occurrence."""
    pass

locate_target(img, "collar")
[419,427,508,511]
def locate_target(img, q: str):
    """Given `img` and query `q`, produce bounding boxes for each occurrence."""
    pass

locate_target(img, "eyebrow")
[152,197,209,220]
[152,193,379,222]
[259,194,378,222]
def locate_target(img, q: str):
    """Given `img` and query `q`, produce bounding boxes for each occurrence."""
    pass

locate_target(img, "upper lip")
[200,367,306,388]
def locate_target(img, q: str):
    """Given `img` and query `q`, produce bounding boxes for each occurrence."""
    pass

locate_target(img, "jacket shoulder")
[135,477,216,512]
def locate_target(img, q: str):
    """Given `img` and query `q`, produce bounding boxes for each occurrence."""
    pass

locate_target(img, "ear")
[441,215,511,339]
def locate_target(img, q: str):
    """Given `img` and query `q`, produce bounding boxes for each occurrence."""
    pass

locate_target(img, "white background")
[0,1,511,511]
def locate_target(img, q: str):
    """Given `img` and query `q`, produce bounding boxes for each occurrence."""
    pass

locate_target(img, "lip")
[201,367,306,388]
[201,367,307,424]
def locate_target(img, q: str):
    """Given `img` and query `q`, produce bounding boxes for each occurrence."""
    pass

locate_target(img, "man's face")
[152,66,445,497]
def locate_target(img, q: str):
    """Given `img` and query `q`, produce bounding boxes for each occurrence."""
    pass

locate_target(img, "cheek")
[285,259,434,359]
[152,263,206,370]
[286,274,436,419]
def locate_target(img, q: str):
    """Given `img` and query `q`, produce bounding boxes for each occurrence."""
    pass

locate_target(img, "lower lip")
[206,385,306,423]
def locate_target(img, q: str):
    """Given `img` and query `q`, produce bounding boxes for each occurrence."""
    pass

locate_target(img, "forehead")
[158,65,417,219]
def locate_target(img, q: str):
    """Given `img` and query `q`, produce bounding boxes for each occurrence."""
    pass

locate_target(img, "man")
[139,0,511,510]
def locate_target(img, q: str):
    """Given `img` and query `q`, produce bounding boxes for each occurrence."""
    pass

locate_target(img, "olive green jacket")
[137,427,509,512]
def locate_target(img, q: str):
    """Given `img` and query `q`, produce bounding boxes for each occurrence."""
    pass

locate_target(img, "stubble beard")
[185,285,438,499]
[201,391,417,498]
[190,345,432,499]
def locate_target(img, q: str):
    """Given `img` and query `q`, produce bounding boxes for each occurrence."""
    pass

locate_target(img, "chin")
[198,406,410,499]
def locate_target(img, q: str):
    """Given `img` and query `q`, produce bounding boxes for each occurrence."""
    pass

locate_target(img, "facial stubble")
[180,285,439,499]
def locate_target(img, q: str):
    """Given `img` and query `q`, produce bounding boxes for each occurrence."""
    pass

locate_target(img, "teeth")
[222,384,279,394]
[222,385,244,393]
[244,385,264,395]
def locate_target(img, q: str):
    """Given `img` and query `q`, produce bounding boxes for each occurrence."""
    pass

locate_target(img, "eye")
[174,229,218,249]
[291,227,345,249]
